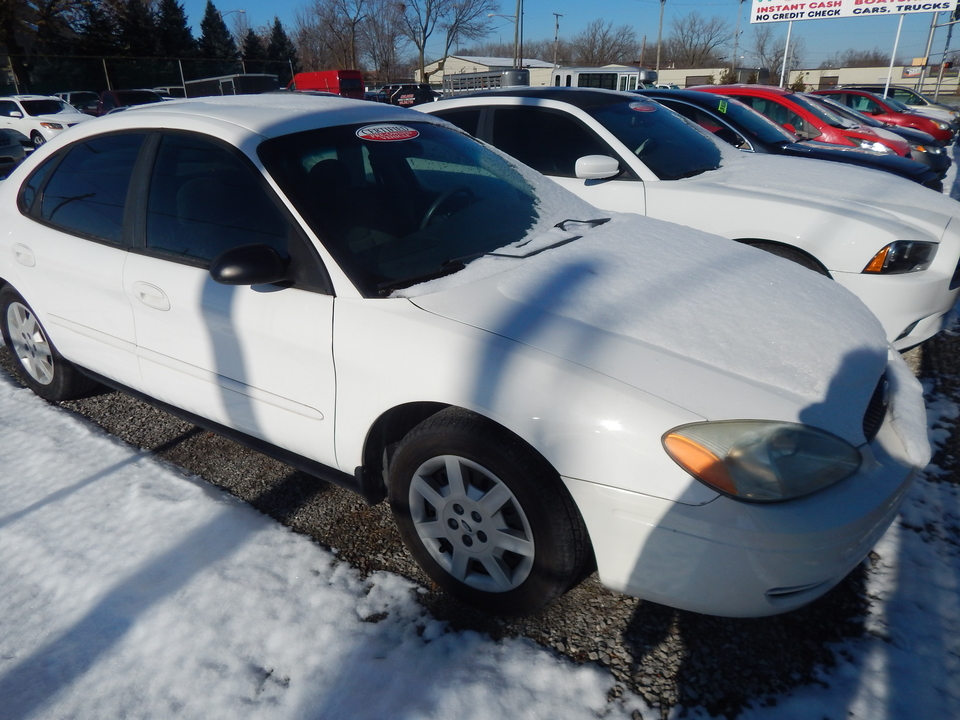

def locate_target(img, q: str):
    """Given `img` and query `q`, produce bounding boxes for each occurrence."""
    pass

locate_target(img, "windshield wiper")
[377,219,611,295]
[377,259,466,295]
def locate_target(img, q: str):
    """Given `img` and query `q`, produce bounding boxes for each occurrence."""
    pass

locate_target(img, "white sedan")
[420,88,960,351]
[0,95,928,617]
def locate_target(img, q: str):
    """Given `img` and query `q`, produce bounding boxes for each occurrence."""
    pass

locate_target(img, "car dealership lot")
[1,94,958,716]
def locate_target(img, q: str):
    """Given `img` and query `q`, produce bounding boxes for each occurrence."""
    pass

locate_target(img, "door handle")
[132,281,170,311]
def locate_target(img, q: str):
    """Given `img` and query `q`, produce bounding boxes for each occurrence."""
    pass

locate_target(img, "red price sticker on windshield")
[356,124,420,141]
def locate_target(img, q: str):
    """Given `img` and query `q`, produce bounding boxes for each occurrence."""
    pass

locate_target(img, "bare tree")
[360,0,409,82]
[295,0,367,70]
[820,48,896,69]
[568,20,637,66]
[662,12,729,68]
[399,0,498,80]
[748,24,804,73]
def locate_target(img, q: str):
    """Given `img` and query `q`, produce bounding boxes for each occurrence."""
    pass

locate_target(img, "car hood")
[778,141,936,183]
[687,152,958,238]
[403,214,891,444]
[35,112,91,126]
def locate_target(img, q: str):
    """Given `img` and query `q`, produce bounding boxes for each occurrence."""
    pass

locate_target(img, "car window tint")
[586,99,722,180]
[432,108,482,137]
[0,100,20,117]
[660,102,749,148]
[145,134,289,263]
[19,155,58,214]
[38,133,145,245]
[490,107,610,177]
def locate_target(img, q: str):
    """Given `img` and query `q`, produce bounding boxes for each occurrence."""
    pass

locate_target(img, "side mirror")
[210,244,289,286]
[575,155,621,180]
[9,111,22,119]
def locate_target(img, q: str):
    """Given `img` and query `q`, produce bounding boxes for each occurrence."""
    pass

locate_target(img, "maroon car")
[811,88,953,144]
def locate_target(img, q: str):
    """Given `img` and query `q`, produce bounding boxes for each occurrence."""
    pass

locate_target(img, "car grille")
[863,373,889,443]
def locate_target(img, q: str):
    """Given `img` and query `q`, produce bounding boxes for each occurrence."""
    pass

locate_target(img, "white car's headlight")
[39,122,64,130]
[852,138,893,154]
[863,240,937,274]
[663,421,862,502]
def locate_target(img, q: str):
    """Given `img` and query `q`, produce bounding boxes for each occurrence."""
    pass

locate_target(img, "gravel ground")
[0,334,953,719]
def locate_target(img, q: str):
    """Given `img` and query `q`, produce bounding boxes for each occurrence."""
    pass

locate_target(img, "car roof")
[440,86,644,109]
[687,84,793,95]
[57,94,444,142]
[5,95,61,102]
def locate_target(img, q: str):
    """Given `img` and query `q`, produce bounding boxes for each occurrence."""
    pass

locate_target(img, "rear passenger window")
[145,134,289,264]
[36,134,145,245]
[432,108,482,137]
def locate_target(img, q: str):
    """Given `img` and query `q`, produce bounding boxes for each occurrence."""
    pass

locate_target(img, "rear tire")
[388,407,590,616]
[0,287,97,401]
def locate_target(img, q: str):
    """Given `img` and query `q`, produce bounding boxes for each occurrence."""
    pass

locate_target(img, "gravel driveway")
[0,332,953,719]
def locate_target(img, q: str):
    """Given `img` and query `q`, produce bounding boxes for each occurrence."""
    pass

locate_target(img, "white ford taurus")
[0,95,929,617]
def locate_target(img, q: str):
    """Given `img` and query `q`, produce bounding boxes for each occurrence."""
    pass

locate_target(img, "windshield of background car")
[586,99,722,179]
[700,95,796,144]
[790,93,852,127]
[116,91,161,106]
[22,100,69,116]
[258,121,541,296]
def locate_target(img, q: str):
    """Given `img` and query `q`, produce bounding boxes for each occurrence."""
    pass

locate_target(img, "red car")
[810,88,954,144]
[692,84,912,157]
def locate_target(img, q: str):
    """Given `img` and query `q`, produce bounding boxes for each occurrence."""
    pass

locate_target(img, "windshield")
[586,99,722,180]
[886,96,912,113]
[259,121,543,296]
[806,94,881,128]
[21,99,71,116]
[668,94,795,144]
[789,93,852,127]
[115,91,162,106]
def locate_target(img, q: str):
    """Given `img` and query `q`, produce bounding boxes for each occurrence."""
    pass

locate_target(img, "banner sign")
[750,0,959,23]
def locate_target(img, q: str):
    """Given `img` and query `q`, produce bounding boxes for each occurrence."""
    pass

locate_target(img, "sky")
[179,0,960,70]
[1,153,959,720]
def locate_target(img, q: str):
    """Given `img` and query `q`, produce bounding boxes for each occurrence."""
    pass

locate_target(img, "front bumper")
[564,406,917,617]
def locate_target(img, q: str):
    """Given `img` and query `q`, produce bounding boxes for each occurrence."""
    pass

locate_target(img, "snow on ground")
[1,153,960,720]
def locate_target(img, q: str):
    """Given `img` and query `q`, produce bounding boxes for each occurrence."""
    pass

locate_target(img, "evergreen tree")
[241,29,267,74]
[198,0,239,76]
[265,17,298,82]
[75,1,122,58]
[119,0,158,58]
[156,0,197,59]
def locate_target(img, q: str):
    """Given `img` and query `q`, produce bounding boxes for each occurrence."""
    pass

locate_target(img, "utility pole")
[732,0,745,81]
[553,13,562,68]
[656,0,666,74]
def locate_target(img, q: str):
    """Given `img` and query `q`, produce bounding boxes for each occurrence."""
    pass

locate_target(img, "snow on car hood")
[404,213,895,443]
[695,152,959,238]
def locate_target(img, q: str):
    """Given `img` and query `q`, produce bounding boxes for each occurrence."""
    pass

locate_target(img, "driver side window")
[490,107,611,177]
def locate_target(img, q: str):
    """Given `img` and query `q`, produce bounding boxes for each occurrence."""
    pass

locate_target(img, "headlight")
[39,122,63,130]
[863,240,937,274]
[935,120,951,130]
[662,421,861,502]
[852,138,893,154]
[911,143,944,155]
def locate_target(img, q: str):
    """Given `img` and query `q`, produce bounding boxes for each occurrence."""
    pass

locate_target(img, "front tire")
[0,287,96,401]
[30,132,46,148]
[388,407,590,615]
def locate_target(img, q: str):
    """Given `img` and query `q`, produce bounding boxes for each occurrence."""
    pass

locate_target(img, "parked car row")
[0,86,951,621]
